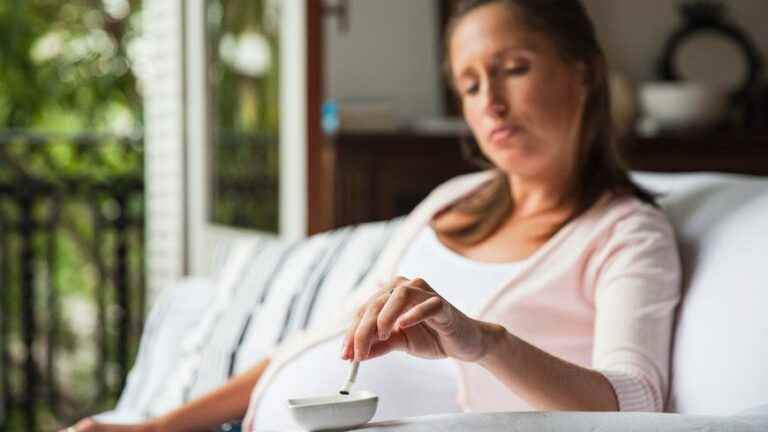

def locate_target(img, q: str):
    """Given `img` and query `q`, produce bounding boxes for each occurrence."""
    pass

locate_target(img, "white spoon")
[338,360,359,395]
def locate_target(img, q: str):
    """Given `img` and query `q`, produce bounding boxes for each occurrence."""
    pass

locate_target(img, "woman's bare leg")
[64,357,271,432]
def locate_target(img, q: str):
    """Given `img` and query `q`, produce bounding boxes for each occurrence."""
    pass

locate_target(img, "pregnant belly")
[252,334,462,430]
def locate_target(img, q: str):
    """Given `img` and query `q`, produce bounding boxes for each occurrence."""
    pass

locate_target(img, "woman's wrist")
[476,321,516,366]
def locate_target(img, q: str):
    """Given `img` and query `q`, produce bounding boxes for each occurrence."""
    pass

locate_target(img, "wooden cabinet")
[325,131,768,229]
[325,133,476,228]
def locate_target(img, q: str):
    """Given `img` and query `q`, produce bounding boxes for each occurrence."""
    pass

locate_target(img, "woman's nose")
[482,83,508,117]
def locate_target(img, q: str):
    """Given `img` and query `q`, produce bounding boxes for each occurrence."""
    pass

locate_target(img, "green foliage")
[0,2,145,428]
[0,0,142,132]
[207,0,281,231]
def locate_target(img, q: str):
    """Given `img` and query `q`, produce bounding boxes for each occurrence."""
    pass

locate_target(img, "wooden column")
[307,0,331,235]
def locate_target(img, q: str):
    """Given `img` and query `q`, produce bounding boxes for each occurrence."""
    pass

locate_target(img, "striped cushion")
[144,218,402,418]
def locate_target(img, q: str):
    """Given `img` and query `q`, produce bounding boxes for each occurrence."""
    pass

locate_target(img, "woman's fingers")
[365,330,407,360]
[342,302,368,360]
[60,419,153,432]
[376,284,408,340]
[341,278,402,359]
[348,277,423,361]
[353,294,390,360]
[376,283,430,341]
[64,418,103,432]
[342,276,448,361]
[408,277,435,293]
[396,296,446,330]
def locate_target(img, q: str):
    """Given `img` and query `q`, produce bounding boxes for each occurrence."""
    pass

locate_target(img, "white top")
[397,225,525,316]
[250,226,525,430]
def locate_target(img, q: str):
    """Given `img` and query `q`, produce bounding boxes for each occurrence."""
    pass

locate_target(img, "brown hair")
[435,0,656,245]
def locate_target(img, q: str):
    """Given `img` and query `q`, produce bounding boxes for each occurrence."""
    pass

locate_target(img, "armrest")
[351,410,767,431]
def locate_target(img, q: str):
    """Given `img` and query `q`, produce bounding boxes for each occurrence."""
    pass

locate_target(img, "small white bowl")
[288,390,378,431]
[639,81,729,130]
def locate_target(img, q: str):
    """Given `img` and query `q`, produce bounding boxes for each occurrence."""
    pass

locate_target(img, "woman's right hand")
[59,417,162,432]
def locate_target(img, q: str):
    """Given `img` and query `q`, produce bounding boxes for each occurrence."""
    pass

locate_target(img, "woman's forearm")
[477,323,618,412]
[150,357,271,432]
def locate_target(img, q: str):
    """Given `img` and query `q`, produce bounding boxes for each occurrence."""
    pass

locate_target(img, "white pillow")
[634,172,768,415]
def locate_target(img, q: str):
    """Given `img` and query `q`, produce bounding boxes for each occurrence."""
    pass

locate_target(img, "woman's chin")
[484,137,532,159]
[488,153,543,177]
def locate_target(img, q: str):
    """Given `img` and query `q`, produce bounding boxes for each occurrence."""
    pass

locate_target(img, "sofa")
[96,171,768,431]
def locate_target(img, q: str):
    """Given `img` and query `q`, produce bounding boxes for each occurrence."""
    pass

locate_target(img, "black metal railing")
[211,130,279,231]
[0,131,144,431]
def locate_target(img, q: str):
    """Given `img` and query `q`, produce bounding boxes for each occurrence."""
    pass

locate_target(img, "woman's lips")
[488,125,522,143]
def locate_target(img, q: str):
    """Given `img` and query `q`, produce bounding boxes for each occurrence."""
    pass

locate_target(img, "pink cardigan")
[243,170,681,427]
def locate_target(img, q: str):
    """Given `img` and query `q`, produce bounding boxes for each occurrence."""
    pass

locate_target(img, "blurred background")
[0,0,282,429]
[1,1,145,429]
[1,0,766,430]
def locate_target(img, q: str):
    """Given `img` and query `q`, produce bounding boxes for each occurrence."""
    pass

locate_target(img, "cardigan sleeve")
[587,203,682,412]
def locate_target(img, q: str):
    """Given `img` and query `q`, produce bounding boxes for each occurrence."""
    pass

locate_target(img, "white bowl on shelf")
[639,81,729,131]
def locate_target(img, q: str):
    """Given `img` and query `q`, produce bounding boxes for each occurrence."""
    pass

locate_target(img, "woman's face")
[450,2,588,180]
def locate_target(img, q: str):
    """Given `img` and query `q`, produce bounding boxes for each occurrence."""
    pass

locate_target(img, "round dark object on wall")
[658,1,763,99]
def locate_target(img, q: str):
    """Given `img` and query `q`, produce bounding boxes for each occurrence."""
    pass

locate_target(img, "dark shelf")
[623,131,768,176]
[326,130,768,227]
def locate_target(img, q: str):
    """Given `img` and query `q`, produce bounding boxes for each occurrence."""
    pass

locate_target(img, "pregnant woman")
[66,0,681,430]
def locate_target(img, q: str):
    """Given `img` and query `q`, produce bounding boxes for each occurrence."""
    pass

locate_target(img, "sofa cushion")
[142,218,402,418]
[95,276,215,423]
[633,172,768,415]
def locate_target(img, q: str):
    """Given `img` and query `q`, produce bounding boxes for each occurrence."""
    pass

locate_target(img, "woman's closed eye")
[463,82,480,96]
[460,65,530,96]
[493,61,530,78]
[503,65,530,76]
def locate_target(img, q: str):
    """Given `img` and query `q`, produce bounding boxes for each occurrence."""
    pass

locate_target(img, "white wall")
[324,0,443,121]
[584,0,768,82]
[324,0,768,120]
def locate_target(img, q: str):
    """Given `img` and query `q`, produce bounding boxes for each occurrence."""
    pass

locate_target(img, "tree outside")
[0,1,144,429]
[0,0,143,133]
[208,0,281,232]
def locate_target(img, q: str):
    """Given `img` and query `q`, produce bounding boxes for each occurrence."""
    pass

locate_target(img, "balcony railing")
[0,131,144,431]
